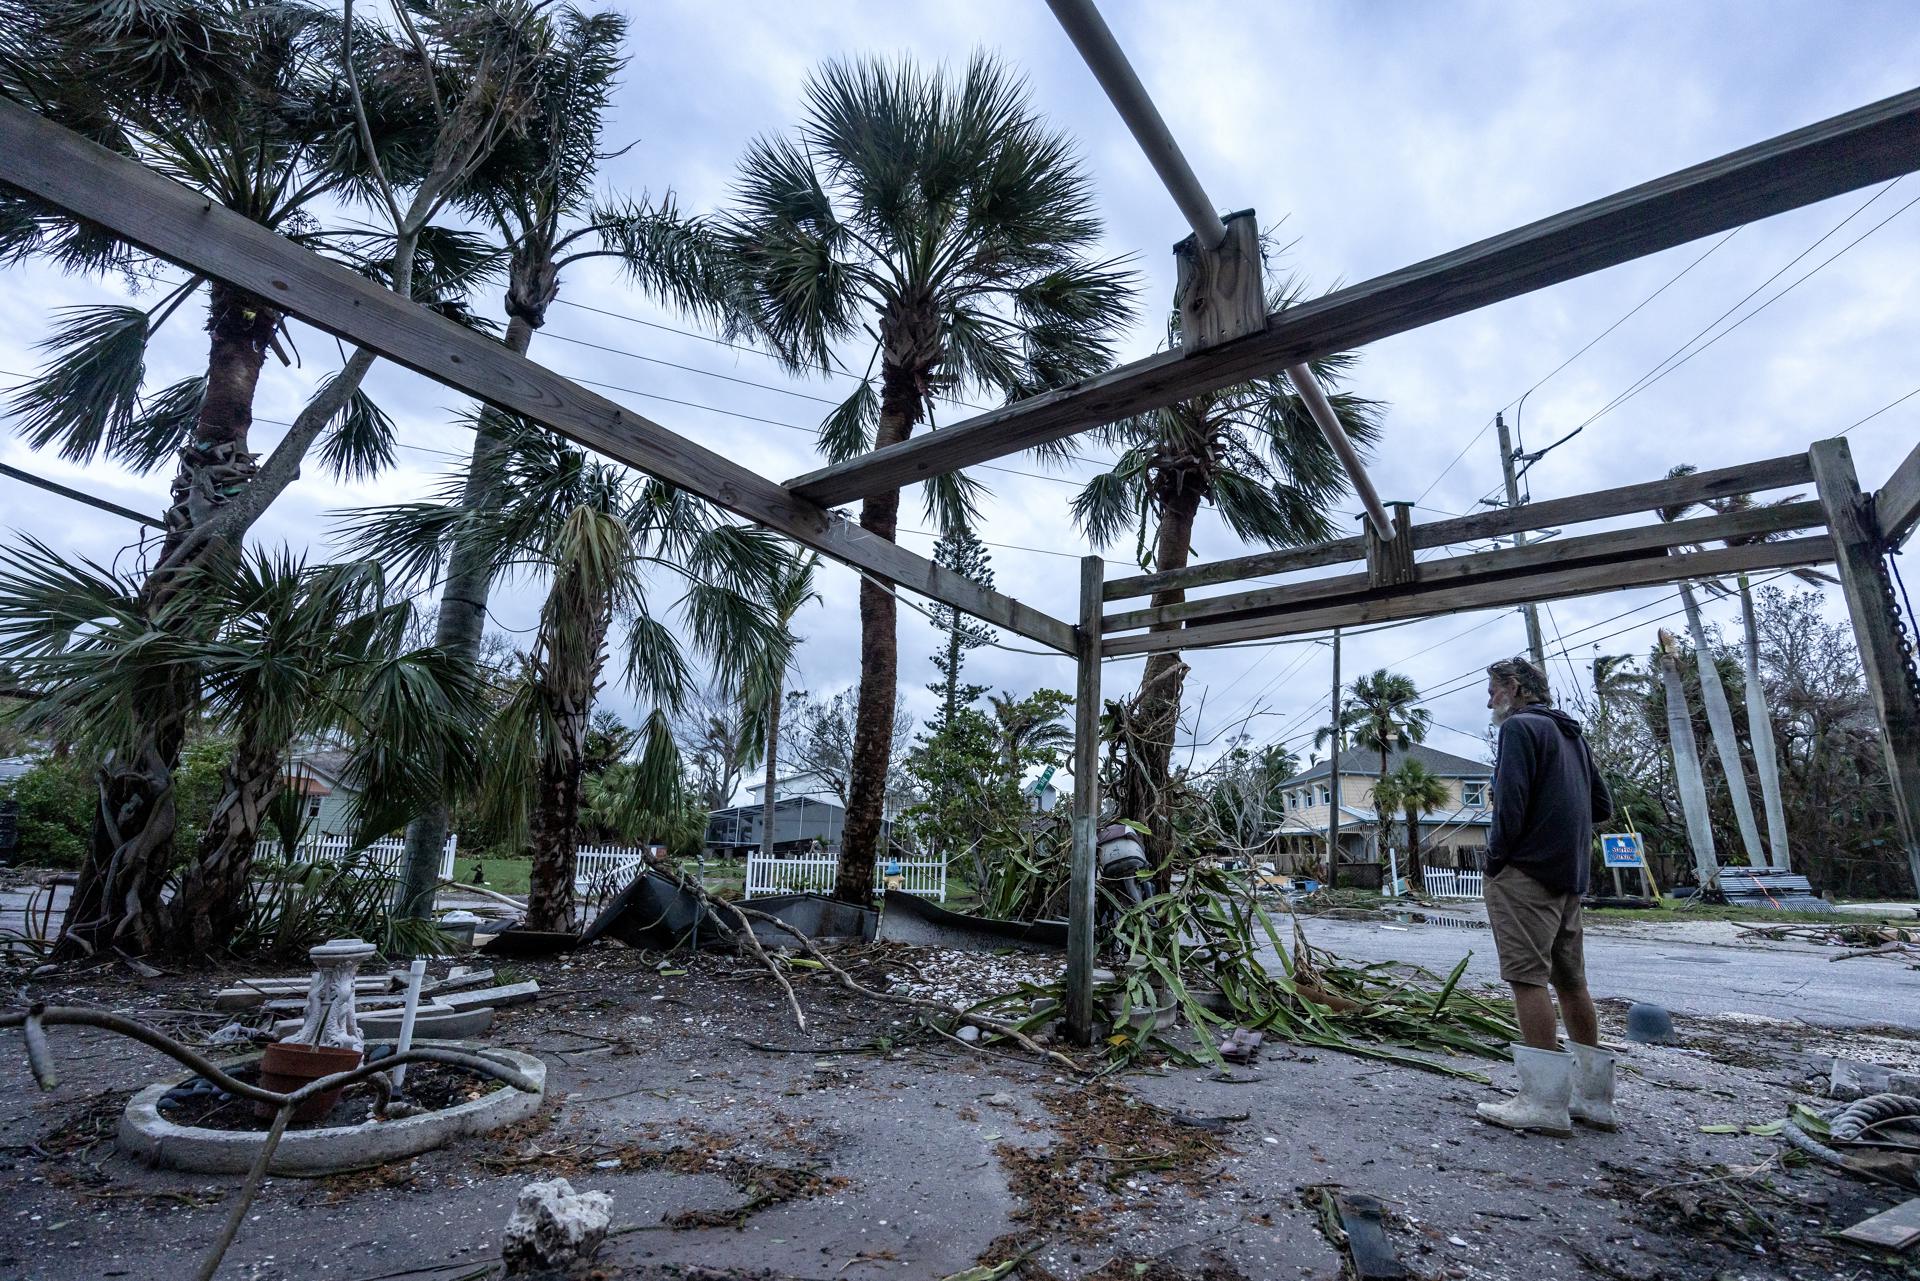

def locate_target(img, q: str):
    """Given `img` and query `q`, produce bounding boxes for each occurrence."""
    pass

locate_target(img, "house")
[1267,743,1494,873]
[281,747,359,841]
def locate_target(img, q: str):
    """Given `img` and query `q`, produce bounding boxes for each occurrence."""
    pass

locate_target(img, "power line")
[0,462,162,528]
[1839,384,1920,436]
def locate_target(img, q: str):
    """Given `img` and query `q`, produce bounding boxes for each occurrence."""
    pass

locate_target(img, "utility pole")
[1494,412,1548,672]
[1326,627,1342,889]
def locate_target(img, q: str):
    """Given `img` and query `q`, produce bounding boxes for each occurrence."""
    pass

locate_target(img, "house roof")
[1281,741,1490,785]
[1274,804,1492,835]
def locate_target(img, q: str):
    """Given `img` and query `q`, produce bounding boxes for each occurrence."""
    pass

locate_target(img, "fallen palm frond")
[977,862,1516,1080]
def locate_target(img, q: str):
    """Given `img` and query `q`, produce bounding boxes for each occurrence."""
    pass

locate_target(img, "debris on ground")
[1215,1028,1262,1064]
[1330,1190,1409,1281]
[500,1177,612,1274]
[1839,1196,1920,1250]
[877,945,1062,1008]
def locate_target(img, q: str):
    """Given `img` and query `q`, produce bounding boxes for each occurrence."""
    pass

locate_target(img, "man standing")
[1476,657,1616,1137]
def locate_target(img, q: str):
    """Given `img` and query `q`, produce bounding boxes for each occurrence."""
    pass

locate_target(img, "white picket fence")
[745,852,946,901]
[255,834,458,881]
[258,835,655,894]
[1421,866,1485,900]
[573,844,650,892]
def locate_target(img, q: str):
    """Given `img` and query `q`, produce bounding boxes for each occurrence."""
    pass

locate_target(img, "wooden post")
[1174,210,1265,350]
[1809,438,1920,895]
[1365,501,1416,588]
[1065,555,1104,1044]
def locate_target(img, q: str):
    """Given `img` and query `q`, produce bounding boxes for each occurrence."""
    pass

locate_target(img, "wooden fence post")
[1809,438,1920,895]
[1066,555,1104,1044]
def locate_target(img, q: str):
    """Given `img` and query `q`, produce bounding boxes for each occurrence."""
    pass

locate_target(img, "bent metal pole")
[1043,0,1397,541]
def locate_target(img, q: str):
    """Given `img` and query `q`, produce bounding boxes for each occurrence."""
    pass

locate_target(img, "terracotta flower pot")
[256,1042,363,1122]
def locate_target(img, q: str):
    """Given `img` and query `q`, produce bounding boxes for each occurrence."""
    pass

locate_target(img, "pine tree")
[925,526,997,731]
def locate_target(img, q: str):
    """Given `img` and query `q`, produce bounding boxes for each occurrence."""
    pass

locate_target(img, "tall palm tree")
[4,0,551,957]
[0,543,484,955]
[724,53,1135,903]
[744,553,821,863]
[393,4,744,916]
[1323,668,1431,870]
[348,428,789,930]
[1371,758,1450,892]
[1074,288,1383,861]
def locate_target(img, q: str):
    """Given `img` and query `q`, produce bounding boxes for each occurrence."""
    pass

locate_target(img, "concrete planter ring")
[119,1043,545,1176]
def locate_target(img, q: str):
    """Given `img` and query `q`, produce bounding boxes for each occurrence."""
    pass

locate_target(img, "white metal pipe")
[1043,0,1228,249]
[1287,363,1397,539]
[1044,0,1395,542]
[390,956,427,1091]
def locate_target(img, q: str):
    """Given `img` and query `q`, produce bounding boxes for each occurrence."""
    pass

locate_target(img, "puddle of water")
[1384,909,1487,930]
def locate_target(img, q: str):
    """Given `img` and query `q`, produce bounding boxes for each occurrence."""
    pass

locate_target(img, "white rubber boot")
[1476,1045,1573,1137]
[1568,1042,1618,1130]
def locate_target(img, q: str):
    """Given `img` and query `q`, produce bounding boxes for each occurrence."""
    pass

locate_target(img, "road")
[1286,909,1920,1030]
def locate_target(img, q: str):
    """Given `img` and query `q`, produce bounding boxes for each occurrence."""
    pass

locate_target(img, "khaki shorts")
[1485,867,1586,989]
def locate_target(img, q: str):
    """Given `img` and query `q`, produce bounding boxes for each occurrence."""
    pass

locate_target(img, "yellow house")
[1268,743,1493,874]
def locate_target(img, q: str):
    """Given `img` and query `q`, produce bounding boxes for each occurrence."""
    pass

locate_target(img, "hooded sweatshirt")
[1486,704,1613,896]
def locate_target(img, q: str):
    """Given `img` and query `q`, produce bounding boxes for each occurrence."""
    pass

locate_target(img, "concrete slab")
[438,980,539,1012]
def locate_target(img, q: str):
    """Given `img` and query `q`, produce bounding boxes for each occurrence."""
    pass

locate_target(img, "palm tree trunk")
[1737,576,1791,871]
[1130,489,1203,865]
[837,351,926,903]
[163,729,283,955]
[395,310,538,919]
[1658,651,1721,888]
[1405,807,1424,891]
[523,593,610,934]
[57,285,278,960]
[761,679,782,861]
[1679,583,1766,866]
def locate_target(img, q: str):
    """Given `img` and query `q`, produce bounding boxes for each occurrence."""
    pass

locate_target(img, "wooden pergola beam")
[1103,450,1815,601]
[1103,500,1826,634]
[788,88,1920,508]
[1100,536,1835,657]
[1877,438,1920,548]
[0,99,1076,654]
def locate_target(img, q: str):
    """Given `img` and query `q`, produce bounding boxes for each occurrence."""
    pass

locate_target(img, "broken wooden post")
[1066,555,1104,1044]
[1809,438,1920,895]
[1174,209,1265,349]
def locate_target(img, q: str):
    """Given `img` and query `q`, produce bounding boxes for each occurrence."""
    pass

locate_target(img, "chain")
[1875,548,1920,705]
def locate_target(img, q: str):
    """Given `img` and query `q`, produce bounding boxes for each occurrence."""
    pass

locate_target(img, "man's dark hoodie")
[1487,704,1613,896]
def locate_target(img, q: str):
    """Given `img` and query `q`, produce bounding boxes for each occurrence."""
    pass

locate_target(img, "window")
[1316,784,1330,806]
[306,797,322,820]
[1462,781,1487,808]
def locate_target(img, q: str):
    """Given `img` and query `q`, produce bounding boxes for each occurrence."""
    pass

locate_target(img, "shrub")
[0,755,94,868]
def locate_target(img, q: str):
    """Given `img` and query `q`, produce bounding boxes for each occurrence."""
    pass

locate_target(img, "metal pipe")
[1045,0,1396,542]
[1043,0,1228,249]
[1288,363,1397,539]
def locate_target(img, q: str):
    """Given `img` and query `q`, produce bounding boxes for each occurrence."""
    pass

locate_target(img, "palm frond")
[817,377,878,463]
[8,304,150,462]
[316,379,398,481]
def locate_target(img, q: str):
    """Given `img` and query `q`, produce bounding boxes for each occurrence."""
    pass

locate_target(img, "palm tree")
[1074,287,1383,861]
[393,4,745,916]
[0,543,484,955]
[724,53,1135,903]
[1656,630,1720,888]
[348,428,789,930]
[4,0,551,957]
[1371,758,1450,893]
[1323,668,1431,871]
[987,690,1075,778]
[744,554,822,863]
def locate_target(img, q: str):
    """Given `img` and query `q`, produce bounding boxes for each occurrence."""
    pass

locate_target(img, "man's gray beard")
[1490,702,1513,727]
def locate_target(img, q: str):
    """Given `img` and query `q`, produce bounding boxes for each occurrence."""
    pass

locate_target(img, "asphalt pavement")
[1287,909,1920,1030]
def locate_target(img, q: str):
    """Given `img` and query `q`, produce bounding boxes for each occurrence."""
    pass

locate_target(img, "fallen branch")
[709,897,808,1035]
[437,878,528,911]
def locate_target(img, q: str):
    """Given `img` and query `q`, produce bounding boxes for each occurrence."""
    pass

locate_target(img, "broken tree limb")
[439,878,530,910]
[663,875,1080,1072]
[709,897,809,1035]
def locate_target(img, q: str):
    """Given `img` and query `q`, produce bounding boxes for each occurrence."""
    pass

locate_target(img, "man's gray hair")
[1487,656,1551,706]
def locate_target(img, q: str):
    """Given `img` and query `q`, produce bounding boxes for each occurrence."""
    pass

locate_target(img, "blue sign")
[1601,833,1644,868]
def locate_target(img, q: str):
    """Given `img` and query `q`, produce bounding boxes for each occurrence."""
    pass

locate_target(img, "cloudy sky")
[4,0,1918,793]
